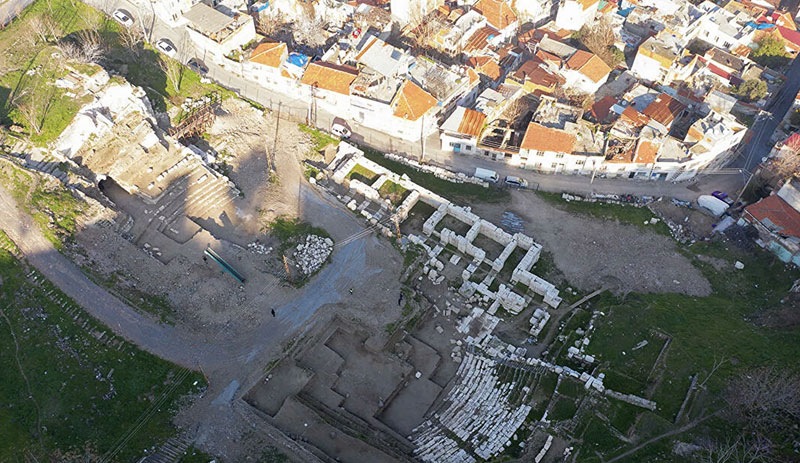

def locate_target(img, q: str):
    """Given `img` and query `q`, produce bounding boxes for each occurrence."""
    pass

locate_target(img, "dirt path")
[472,192,711,297]
[0,181,399,460]
[604,411,719,463]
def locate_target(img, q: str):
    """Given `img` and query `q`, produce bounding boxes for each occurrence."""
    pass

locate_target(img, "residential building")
[560,50,612,94]
[391,0,441,26]
[511,0,558,25]
[742,180,800,265]
[242,41,295,93]
[301,61,359,115]
[554,0,600,31]
[183,2,256,64]
[440,106,487,153]
[474,0,519,40]
[630,33,697,84]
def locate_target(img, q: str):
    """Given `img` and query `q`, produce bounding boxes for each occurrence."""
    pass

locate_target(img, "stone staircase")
[24,151,69,183]
[139,436,194,463]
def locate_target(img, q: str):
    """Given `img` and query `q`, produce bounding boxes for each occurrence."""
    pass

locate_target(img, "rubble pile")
[247,241,272,255]
[293,235,334,276]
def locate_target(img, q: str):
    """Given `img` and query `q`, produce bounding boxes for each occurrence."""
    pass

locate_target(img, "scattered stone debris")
[247,241,272,255]
[293,235,334,276]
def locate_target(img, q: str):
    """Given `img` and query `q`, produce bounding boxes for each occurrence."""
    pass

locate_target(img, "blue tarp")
[288,52,309,68]
[746,21,776,30]
[617,7,634,17]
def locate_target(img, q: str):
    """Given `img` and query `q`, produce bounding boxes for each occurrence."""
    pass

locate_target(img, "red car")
[352,27,362,39]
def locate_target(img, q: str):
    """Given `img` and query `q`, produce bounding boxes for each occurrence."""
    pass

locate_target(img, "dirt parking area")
[472,192,712,297]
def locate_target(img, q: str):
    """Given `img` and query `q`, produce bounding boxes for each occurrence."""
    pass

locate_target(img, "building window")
[551,162,558,168]
[555,153,564,159]
[535,151,544,157]
[451,143,461,149]
[465,145,472,151]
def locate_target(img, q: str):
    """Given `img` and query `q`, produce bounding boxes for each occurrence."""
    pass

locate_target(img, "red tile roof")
[746,194,800,238]
[463,25,501,52]
[466,55,502,81]
[300,62,359,95]
[642,93,685,127]
[565,50,612,83]
[392,80,437,121]
[633,139,659,163]
[621,106,650,127]
[475,0,518,30]
[520,122,576,153]
[590,95,618,123]
[457,108,487,137]
[250,41,287,68]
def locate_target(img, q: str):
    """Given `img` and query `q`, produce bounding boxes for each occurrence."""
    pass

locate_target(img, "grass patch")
[268,215,330,251]
[0,0,235,140]
[80,267,175,323]
[0,160,84,249]
[360,146,508,203]
[303,164,320,180]
[581,239,800,460]
[536,192,670,236]
[346,164,378,185]
[549,396,578,421]
[378,180,409,206]
[0,250,205,461]
[299,124,339,155]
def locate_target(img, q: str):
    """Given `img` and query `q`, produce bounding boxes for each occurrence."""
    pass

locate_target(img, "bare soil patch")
[471,192,712,296]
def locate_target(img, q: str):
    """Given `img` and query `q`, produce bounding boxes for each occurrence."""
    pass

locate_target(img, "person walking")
[271,309,276,317]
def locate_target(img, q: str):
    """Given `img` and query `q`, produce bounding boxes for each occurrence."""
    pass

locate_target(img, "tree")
[789,109,800,127]
[159,57,184,93]
[292,10,328,49]
[118,24,145,57]
[575,18,623,68]
[732,79,767,102]
[751,35,790,68]
[725,367,800,431]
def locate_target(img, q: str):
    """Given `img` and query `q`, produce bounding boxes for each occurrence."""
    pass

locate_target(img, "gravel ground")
[472,192,712,297]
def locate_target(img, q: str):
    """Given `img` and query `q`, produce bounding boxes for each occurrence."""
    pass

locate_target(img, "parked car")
[504,176,528,188]
[112,9,134,27]
[331,123,351,139]
[156,38,177,58]
[187,58,208,74]
[712,190,734,205]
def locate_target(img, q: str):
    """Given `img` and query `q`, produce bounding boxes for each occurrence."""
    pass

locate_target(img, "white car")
[331,123,351,139]
[156,38,177,58]
[112,9,134,27]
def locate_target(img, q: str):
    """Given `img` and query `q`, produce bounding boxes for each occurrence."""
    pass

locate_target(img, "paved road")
[0,0,34,27]
[731,56,800,173]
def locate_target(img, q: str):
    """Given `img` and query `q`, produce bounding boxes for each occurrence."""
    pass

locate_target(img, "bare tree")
[698,435,774,463]
[763,138,800,183]
[407,10,439,52]
[504,97,535,128]
[255,10,287,38]
[292,10,328,49]
[118,24,145,57]
[159,57,184,92]
[29,14,62,44]
[725,367,800,430]
[58,29,106,64]
[575,17,624,68]
[17,93,43,136]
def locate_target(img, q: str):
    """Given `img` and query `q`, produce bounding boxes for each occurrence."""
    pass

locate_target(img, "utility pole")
[420,114,426,163]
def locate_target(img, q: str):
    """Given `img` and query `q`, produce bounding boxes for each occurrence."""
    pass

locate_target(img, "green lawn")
[360,146,509,203]
[579,239,800,461]
[346,164,379,184]
[299,124,340,155]
[0,249,205,462]
[378,180,409,206]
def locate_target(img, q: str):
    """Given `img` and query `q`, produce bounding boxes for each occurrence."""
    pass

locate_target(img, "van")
[474,167,499,183]
[331,123,351,139]
[504,176,528,188]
